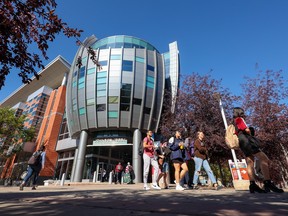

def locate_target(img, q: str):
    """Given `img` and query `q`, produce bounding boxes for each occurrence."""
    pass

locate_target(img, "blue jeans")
[193,157,216,185]
[23,166,40,185]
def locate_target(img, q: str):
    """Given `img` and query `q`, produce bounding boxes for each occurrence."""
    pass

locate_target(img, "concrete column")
[74,130,88,182]
[133,129,142,183]
[70,147,79,182]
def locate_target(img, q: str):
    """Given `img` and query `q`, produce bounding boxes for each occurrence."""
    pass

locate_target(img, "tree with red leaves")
[0,0,84,89]
[159,73,239,184]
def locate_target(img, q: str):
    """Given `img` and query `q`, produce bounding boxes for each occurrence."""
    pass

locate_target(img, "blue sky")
[1,0,288,102]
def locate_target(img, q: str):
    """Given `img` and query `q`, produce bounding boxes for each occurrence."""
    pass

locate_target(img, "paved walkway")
[0,183,287,216]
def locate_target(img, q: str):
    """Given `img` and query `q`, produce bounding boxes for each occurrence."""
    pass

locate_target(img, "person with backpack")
[168,130,189,191]
[19,145,46,191]
[192,131,220,190]
[233,107,284,193]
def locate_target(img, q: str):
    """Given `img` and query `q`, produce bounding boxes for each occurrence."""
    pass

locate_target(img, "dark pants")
[116,171,122,183]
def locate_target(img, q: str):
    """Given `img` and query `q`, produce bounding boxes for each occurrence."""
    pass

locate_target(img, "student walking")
[142,130,161,190]
[233,107,284,193]
[19,145,46,191]
[156,141,171,189]
[192,131,220,190]
[115,162,123,184]
[168,131,189,191]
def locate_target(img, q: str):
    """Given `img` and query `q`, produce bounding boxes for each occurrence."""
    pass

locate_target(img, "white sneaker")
[144,185,150,190]
[151,184,161,190]
[176,185,185,191]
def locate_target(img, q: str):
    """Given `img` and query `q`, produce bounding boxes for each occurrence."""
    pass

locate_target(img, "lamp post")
[213,93,242,180]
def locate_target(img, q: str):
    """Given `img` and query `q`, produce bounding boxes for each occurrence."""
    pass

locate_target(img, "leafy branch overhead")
[0,0,84,89]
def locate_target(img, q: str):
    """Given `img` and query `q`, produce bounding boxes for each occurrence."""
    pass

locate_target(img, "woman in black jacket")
[168,131,188,191]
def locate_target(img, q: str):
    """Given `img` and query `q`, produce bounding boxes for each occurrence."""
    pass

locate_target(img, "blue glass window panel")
[132,38,140,45]
[124,37,133,43]
[136,57,144,63]
[97,90,106,97]
[147,76,154,83]
[115,42,123,48]
[78,77,85,84]
[79,66,85,78]
[97,84,106,90]
[164,53,170,60]
[110,55,121,60]
[97,71,107,78]
[87,67,95,75]
[97,77,107,84]
[122,60,133,71]
[139,40,147,47]
[73,71,77,77]
[108,36,116,43]
[82,56,87,64]
[79,107,85,115]
[99,60,107,66]
[107,43,116,48]
[146,82,154,89]
[115,36,124,42]
[108,111,118,118]
[72,81,77,87]
[147,65,154,71]
[124,43,132,48]
[78,83,85,89]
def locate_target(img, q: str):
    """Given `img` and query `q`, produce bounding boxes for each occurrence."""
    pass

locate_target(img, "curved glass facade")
[92,35,159,53]
[66,35,174,138]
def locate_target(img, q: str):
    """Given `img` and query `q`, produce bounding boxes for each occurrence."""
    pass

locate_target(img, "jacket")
[194,139,208,160]
[168,137,188,161]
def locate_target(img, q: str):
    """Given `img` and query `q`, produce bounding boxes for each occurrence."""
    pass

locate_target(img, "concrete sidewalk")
[0,183,287,216]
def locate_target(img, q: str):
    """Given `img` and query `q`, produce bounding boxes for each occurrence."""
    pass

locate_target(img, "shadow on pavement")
[0,186,287,216]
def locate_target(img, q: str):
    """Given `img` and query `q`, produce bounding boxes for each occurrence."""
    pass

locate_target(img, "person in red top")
[115,162,123,184]
[233,107,283,193]
[142,130,161,190]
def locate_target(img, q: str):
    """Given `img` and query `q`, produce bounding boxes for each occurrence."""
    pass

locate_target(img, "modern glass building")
[0,35,180,184]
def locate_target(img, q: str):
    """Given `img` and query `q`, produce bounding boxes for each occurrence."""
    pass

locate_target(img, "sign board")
[90,138,132,147]
[228,159,250,180]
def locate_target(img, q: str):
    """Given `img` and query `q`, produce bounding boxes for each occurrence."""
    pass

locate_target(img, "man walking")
[142,130,161,190]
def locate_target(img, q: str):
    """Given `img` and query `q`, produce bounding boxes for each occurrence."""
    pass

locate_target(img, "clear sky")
[1,0,288,102]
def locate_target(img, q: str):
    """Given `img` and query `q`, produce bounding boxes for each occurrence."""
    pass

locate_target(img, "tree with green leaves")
[241,69,288,184]
[0,107,35,158]
[0,0,85,89]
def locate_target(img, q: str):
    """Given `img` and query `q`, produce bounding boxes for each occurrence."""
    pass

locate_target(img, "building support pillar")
[133,129,142,183]
[74,130,88,182]
[70,147,79,182]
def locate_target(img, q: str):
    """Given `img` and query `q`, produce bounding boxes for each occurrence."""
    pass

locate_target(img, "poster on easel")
[228,159,250,180]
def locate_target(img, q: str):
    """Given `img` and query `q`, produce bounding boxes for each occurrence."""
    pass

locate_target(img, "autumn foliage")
[0,0,83,89]
[159,71,288,185]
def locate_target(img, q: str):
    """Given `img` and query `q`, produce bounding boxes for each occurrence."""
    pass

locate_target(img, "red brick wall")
[36,85,66,178]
